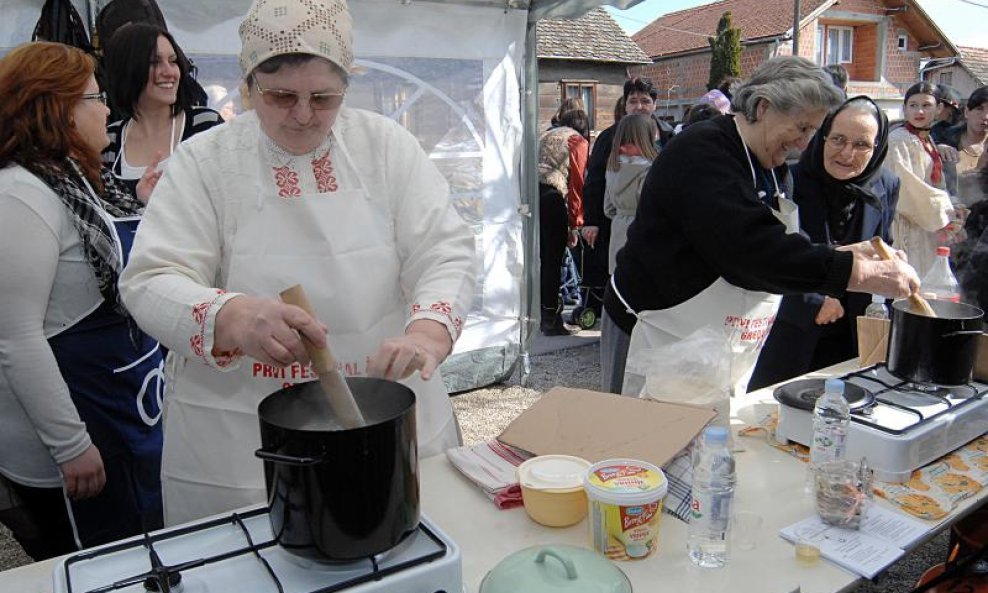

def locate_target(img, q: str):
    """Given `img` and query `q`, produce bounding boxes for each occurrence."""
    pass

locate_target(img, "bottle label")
[811,428,847,465]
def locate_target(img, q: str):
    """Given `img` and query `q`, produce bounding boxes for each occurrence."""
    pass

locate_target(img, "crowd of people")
[537,61,988,399]
[0,0,986,565]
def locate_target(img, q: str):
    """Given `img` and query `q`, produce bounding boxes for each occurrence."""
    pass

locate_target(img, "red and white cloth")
[445,440,533,509]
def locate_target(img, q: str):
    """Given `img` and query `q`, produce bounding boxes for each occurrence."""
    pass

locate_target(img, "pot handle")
[255,448,324,466]
[535,547,578,580]
[941,330,984,338]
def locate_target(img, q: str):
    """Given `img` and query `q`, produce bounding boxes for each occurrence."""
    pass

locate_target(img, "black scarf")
[798,96,890,243]
[27,158,144,316]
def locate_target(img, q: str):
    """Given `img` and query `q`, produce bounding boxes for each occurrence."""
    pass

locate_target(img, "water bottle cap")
[824,378,844,394]
[703,426,728,443]
[871,294,885,303]
[937,246,950,257]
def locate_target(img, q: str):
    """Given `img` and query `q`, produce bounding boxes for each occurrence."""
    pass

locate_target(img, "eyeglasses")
[824,134,874,154]
[81,91,108,105]
[254,80,345,111]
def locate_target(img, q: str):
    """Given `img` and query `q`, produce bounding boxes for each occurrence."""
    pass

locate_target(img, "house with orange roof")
[922,45,988,100]
[631,0,957,121]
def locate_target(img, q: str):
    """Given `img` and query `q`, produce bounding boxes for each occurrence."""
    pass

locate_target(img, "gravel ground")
[0,332,948,591]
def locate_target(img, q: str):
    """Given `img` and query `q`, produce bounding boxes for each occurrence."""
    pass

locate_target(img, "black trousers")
[539,183,569,311]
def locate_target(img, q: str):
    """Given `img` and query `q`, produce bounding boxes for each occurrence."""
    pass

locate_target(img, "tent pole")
[518,15,540,387]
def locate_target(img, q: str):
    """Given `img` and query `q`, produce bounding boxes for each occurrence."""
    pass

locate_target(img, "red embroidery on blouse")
[430,301,453,315]
[192,302,210,325]
[410,301,463,338]
[190,333,204,357]
[190,290,232,364]
[312,152,338,193]
[273,166,302,198]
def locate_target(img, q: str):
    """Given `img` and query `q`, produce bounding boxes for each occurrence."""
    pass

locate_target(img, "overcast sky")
[605,0,988,48]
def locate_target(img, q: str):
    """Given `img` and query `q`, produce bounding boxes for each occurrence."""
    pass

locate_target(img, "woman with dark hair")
[537,108,589,335]
[750,96,900,390]
[101,22,223,199]
[887,81,960,278]
[0,42,164,559]
[938,86,988,205]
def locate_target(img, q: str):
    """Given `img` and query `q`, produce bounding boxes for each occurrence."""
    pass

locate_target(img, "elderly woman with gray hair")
[119,0,475,525]
[600,56,920,396]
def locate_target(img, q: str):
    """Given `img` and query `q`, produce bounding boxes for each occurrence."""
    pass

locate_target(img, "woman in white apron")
[119,0,475,526]
[599,56,920,397]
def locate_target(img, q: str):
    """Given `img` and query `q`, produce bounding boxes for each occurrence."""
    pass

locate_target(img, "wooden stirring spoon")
[280,284,366,429]
[869,237,936,318]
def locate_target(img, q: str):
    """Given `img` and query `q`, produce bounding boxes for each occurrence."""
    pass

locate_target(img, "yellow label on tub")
[589,498,663,560]
[588,464,664,492]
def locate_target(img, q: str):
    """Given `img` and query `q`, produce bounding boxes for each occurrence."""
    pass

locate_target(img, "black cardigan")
[605,115,854,334]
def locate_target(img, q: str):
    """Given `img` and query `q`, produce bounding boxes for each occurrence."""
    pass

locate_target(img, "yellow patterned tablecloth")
[739,413,988,520]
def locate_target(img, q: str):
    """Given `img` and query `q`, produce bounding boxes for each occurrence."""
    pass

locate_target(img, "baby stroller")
[560,238,604,330]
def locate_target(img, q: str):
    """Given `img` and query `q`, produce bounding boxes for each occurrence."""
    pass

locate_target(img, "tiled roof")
[959,45,988,86]
[537,7,650,64]
[633,0,831,58]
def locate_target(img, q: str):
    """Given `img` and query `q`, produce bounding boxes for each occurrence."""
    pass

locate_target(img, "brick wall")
[631,44,772,119]
[883,14,923,91]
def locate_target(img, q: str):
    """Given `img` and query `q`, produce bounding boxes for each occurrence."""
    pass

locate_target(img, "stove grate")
[62,506,450,593]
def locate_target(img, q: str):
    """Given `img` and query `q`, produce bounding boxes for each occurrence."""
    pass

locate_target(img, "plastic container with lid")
[517,455,593,527]
[584,458,668,560]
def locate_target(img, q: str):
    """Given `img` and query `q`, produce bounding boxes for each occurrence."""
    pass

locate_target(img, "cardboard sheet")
[497,387,715,469]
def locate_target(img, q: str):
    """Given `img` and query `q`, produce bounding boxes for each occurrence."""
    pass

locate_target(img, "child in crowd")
[603,114,659,275]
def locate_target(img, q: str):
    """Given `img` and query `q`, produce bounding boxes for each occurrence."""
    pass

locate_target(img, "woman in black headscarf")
[749,96,898,390]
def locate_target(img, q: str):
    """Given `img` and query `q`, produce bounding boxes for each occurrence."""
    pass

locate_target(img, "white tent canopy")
[0,0,643,391]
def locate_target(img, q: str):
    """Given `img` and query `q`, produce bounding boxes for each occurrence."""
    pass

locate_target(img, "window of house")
[939,71,953,86]
[562,81,596,131]
[897,32,908,51]
[815,24,854,65]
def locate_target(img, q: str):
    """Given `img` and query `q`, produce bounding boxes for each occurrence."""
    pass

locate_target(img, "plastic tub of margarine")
[584,459,667,560]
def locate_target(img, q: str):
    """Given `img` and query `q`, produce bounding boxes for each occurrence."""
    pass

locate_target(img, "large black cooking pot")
[887,299,984,386]
[255,378,418,562]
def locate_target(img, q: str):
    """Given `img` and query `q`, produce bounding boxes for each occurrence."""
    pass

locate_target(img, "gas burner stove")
[775,364,988,483]
[52,507,462,593]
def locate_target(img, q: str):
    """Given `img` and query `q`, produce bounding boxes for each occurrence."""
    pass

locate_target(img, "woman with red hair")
[0,42,163,559]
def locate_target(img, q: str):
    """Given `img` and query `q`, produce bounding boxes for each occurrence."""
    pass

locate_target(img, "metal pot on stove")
[886,299,984,386]
[254,377,419,562]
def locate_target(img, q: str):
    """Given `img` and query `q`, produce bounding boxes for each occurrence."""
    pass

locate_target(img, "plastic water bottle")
[810,379,850,471]
[687,426,736,568]
[922,246,960,302]
[863,294,889,320]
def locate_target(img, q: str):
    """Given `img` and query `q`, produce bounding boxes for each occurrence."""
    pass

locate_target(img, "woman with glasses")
[0,42,165,559]
[750,96,900,390]
[887,82,960,279]
[600,57,919,398]
[101,23,223,202]
[119,0,475,526]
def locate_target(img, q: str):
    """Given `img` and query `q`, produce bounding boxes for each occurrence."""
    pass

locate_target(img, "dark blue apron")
[47,217,165,547]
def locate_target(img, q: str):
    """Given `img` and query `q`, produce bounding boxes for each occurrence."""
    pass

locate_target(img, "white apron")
[620,133,800,399]
[160,131,459,526]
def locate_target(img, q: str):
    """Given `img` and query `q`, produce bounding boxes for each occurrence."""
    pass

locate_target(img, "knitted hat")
[238,0,353,76]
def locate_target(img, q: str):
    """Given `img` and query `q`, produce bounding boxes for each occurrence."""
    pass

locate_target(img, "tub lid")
[518,455,592,491]
[584,459,667,501]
